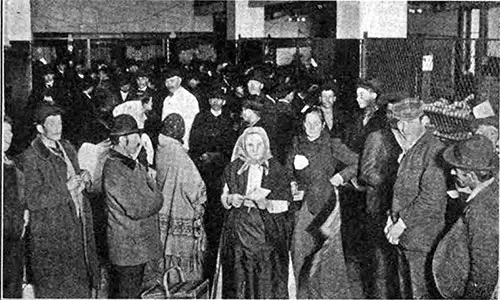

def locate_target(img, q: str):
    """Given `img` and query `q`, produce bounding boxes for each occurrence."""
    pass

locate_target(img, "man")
[240,99,277,157]
[317,83,348,139]
[384,97,447,299]
[3,115,29,298]
[28,66,63,110]
[133,70,154,100]
[103,114,163,299]
[357,92,408,298]
[328,79,387,298]
[67,77,96,146]
[189,89,236,281]
[247,71,276,121]
[22,105,99,298]
[116,75,135,103]
[160,68,199,150]
[274,84,299,165]
[434,134,498,299]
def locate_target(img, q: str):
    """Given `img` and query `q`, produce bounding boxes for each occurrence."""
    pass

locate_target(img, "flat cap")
[391,97,424,120]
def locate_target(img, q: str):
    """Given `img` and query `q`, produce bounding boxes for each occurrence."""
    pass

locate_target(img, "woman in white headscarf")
[156,113,207,281]
[218,126,292,299]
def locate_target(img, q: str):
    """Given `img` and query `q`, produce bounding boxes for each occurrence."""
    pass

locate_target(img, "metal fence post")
[359,31,368,78]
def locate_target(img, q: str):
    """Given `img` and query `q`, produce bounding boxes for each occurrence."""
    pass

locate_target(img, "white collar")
[466,177,495,203]
[210,109,222,117]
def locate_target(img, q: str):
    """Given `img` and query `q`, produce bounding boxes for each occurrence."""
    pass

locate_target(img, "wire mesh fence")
[364,35,500,107]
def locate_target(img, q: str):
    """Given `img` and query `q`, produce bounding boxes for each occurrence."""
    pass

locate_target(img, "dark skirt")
[221,206,289,299]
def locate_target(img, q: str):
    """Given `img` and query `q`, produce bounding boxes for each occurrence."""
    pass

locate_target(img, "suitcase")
[141,266,209,299]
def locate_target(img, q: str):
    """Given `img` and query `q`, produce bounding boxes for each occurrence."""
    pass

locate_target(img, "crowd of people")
[3,50,499,299]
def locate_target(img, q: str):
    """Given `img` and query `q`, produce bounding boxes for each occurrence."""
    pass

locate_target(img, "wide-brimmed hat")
[443,134,498,171]
[357,77,383,95]
[109,114,141,136]
[391,97,424,120]
[432,218,469,299]
[34,104,64,125]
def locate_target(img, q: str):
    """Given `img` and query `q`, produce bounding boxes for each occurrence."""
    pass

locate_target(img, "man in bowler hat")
[434,134,498,299]
[103,114,163,298]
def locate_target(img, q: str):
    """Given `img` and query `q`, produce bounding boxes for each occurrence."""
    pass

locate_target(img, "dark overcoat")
[392,132,448,252]
[22,136,99,298]
[103,149,163,267]
[463,176,499,298]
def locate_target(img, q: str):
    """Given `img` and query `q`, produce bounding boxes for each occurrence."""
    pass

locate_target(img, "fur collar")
[108,149,137,170]
[31,136,71,161]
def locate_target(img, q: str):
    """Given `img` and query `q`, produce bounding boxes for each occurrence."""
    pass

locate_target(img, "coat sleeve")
[398,146,447,229]
[188,113,204,159]
[3,168,25,241]
[330,138,359,181]
[359,131,386,187]
[103,159,163,220]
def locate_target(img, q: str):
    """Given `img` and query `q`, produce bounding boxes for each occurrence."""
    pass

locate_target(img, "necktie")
[50,144,64,157]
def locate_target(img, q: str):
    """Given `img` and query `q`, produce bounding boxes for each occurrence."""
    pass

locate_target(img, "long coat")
[3,160,26,298]
[358,128,402,298]
[360,128,402,220]
[221,158,292,299]
[103,149,163,266]
[22,136,99,298]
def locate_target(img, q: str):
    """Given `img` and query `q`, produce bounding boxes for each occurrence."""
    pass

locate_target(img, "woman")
[156,113,206,281]
[3,115,28,298]
[288,108,350,298]
[219,127,292,299]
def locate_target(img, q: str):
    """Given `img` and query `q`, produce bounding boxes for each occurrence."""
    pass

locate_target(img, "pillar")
[226,0,265,40]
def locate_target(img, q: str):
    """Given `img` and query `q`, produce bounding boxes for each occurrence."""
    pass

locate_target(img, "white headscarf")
[231,126,273,175]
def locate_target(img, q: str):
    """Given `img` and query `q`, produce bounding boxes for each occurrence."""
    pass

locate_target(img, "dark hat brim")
[443,144,498,171]
[109,128,142,137]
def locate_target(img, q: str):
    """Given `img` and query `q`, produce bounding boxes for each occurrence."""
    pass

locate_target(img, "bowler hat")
[248,71,266,85]
[443,134,498,171]
[357,77,383,95]
[164,67,183,80]
[118,74,132,87]
[242,99,264,112]
[34,104,64,125]
[136,69,151,78]
[391,97,424,120]
[208,89,229,102]
[41,65,55,76]
[109,114,141,136]
[432,217,469,299]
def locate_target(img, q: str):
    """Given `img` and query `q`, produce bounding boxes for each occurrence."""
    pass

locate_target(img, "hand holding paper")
[246,187,271,209]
